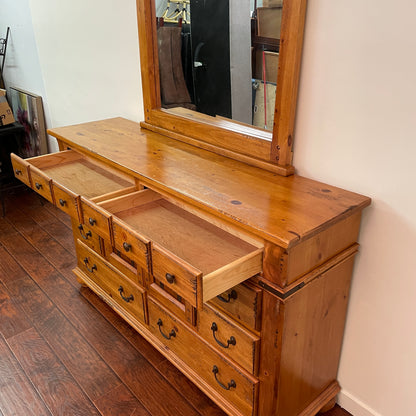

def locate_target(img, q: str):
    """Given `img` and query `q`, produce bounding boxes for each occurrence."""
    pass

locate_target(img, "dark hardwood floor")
[0,188,352,416]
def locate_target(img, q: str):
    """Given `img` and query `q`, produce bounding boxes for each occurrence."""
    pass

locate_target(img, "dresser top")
[48,117,370,248]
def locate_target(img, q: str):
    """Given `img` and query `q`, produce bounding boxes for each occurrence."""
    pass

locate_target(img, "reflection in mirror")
[155,0,283,131]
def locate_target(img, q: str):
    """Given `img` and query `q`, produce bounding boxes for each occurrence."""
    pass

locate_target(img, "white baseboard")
[338,391,382,416]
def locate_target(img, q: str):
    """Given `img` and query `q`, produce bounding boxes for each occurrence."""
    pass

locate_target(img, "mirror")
[155,0,282,132]
[136,0,307,175]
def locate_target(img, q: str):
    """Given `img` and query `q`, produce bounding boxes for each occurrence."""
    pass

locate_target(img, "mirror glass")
[155,0,283,131]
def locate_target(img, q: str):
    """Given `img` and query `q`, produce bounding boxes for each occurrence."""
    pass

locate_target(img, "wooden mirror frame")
[136,0,307,176]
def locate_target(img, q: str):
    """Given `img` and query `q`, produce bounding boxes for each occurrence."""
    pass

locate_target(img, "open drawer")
[11,150,136,220]
[99,189,263,309]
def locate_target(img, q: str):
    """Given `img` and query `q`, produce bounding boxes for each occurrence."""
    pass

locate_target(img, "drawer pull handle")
[217,290,238,303]
[118,286,134,303]
[78,224,92,240]
[157,318,176,340]
[35,182,43,190]
[83,257,97,273]
[212,366,236,390]
[15,169,22,175]
[211,322,236,348]
[165,273,175,284]
[59,198,67,207]
[88,218,96,226]
[123,242,132,252]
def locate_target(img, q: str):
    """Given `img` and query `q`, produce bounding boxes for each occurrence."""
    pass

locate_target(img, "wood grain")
[48,117,371,248]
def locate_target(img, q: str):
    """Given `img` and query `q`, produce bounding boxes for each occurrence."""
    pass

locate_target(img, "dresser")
[11,117,370,415]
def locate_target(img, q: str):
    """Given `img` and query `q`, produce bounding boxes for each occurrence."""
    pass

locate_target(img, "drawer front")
[11,153,31,187]
[111,216,150,270]
[100,237,145,287]
[29,166,54,203]
[71,218,102,254]
[80,197,111,240]
[147,297,257,416]
[152,243,203,309]
[52,181,80,220]
[197,304,260,375]
[209,282,263,332]
[76,241,147,324]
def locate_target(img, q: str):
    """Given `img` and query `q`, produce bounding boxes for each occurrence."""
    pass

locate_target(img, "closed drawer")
[197,303,260,375]
[29,165,54,203]
[71,218,102,254]
[99,189,264,310]
[80,197,112,240]
[104,239,146,288]
[11,153,31,186]
[76,240,147,325]
[53,181,80,220]
[111,216,150,270]
[209,282,263,332]
[147,297,258,416]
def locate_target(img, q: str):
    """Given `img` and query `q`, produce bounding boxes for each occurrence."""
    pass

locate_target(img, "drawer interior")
[101,190,259,275]
[28,150,135,199]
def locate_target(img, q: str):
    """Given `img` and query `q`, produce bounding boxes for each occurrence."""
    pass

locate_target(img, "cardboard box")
[263,0,283,7]
[0,89,15,126]
[257,7,282,39]
[255,50,279,83]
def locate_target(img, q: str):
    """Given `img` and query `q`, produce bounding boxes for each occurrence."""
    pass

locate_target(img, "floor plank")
[0,335,52,416]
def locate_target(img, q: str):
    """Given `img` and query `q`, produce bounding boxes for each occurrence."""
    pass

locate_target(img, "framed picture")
[9,87,48,157]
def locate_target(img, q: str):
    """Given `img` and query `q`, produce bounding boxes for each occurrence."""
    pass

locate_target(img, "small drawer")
[100,236,145,287]
[147,297,258,416]
[80,197,112,240]
[10,153,31,187]
[112,216,150,270]
[29,165,54,203]
[209,282,263,332]
[53,181,81,220]
[71,218,102,254]
[197,303,260,375]
[76,240,147,325]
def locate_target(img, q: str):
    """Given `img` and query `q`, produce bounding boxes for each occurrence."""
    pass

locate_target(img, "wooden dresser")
[11,117,370,416]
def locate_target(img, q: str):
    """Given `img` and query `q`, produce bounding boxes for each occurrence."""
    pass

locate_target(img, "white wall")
[294,1,416,415]
[0,0,53,149]
[0,0,143,152]
[1,1,415,415]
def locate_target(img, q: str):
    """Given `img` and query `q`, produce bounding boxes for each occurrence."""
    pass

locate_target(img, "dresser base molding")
[301,381,340,415]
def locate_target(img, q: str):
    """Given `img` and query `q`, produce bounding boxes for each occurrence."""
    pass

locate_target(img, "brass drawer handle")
[35,182,43,190]
[78,224,92,240]
[59,198,67,207]
[157,318,176,340]
[88,217,96,226]
[83,257,97,273]
[216,289,237,303]
[212,366,236,390]
[211,322,236,349]
[118,286,134,303]
[15,169,22,175]
[165,273,175,284]
[123,242,132,252]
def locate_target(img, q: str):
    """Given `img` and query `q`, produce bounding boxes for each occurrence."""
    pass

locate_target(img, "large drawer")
[197,303,260,375]
[147,297,258,416]
[99,189,264,309]
[11,150,136,219]
[76,240,147,325]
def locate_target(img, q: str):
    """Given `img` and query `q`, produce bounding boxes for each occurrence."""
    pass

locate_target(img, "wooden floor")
[0,187,352,416]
